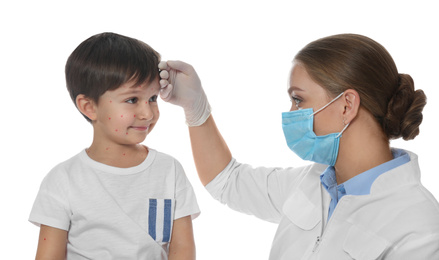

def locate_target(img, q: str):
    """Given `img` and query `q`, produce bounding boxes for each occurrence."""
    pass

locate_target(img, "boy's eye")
[126,97,138,104]
[149,95,158,102]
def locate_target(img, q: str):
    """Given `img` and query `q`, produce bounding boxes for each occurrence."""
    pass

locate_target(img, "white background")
[1,0,438,259]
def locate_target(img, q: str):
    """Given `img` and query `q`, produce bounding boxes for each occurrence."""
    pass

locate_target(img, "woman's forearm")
[188,115,232,186]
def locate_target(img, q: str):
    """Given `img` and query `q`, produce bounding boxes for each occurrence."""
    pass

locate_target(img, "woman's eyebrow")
[287,86,304,95]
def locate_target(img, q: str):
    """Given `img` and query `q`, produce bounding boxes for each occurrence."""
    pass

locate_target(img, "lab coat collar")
[370,149,420,194]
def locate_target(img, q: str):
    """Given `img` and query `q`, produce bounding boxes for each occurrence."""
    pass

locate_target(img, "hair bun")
[383,74,427,140]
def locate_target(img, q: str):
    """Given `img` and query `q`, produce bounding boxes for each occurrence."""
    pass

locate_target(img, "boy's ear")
[342,89,360,125]
[76,94,97,121]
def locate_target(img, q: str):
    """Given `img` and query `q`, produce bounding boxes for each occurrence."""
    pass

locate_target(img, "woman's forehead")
[289,64,316,90]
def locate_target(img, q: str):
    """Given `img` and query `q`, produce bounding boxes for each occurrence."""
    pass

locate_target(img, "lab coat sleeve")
[205,158,304,224]
[385,233,439,259]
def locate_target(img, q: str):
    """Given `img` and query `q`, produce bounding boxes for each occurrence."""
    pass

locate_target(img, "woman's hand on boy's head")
[158,61,174,101]
[158,60,211,126]
[158,60,199,97]
[157,60,203,106]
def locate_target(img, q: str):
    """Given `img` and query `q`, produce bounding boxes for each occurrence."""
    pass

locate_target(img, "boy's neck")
[86,143,149,168]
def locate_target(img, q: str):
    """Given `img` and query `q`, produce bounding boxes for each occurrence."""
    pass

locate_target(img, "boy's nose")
[137,102,154,120]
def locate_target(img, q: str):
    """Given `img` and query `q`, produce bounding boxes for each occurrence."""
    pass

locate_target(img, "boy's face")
[91,79,160,146]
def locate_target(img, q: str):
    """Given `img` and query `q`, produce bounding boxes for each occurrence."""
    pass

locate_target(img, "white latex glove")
[158,60,211,126]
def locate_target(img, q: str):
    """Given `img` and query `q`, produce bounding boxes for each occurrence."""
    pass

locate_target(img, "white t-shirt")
[29,148,200,259]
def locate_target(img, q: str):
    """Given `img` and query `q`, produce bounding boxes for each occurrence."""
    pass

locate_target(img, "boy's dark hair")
[65,32,161,122]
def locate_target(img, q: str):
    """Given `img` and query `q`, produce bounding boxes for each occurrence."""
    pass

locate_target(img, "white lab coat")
[206,149,439,259]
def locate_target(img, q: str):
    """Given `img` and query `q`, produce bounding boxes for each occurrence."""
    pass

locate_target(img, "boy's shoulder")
[148,148,183,167]
[38,150,84,190]
[147,148,190,180]
[46,149,84,171]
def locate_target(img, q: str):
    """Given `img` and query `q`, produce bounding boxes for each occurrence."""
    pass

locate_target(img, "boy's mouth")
[129,126,149,131]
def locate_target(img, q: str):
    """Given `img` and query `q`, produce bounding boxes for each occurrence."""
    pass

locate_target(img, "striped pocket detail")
[148,198,174,242]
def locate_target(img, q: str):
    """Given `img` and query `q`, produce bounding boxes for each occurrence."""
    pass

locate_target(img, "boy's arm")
[35,225,68,260]
[168,216,196,260]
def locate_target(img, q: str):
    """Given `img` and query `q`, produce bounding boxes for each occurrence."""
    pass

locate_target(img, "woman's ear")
[76,94,97,121]
[342,89,360,125]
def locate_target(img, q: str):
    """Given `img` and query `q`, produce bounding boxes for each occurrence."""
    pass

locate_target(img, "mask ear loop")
[305,91,349,138]
[310,92,345,117]
[335,123,350,138]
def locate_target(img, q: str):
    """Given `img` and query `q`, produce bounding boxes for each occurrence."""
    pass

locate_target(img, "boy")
[29,33,200,259]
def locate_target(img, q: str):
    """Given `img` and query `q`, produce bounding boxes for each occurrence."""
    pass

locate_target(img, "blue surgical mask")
[282,92,349,166]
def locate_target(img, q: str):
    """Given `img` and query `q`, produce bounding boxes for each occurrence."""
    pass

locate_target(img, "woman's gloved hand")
[158,60,211,126]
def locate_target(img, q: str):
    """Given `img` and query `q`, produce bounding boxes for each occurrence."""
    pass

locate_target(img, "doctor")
[159,34,439,259]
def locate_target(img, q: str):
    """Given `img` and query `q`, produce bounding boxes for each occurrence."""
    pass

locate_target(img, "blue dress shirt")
[320,149,411,221]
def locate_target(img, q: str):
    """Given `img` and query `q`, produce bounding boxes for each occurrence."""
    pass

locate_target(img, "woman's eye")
[126,97,138,104]
[149,95,158,102]
[291,96,302,107]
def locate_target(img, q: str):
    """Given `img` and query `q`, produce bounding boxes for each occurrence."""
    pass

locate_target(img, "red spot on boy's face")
[134,115,136,118]
[115,129,118,132]
[44,238,46,241]
[121,115,123,118]
[108,117,111,120]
